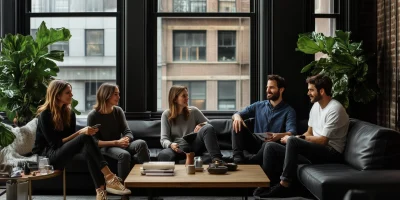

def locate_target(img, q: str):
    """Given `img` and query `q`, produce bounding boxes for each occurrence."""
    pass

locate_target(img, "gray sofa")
[31,118,400,199]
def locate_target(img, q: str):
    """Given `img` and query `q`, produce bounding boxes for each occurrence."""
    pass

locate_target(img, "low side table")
[0,169,66,200]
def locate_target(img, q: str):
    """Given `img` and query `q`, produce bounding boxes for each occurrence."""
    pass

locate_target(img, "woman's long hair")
[168,85,189,124]
[36,80,71,131]
[94,83,118,114]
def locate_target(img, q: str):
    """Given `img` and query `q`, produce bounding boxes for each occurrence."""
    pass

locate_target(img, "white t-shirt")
[308,99,349,153]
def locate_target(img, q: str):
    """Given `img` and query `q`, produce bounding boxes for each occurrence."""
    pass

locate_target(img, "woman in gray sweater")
[87,83,150,181]
[158,85,223,163]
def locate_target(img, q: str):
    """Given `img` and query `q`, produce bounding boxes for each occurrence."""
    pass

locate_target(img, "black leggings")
[47,134,108,188]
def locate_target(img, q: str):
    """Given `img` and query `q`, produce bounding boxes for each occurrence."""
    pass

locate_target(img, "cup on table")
[45,165,54,174]
[186,165,195,174]
[39,157,49,175]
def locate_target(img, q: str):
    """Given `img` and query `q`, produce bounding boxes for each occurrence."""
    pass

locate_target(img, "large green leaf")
[324,36,335,55]
[71,98,81,115]
[0,123,15,148]
[301,61,317,73]
[36,22,72,52]
[296,36,322,54]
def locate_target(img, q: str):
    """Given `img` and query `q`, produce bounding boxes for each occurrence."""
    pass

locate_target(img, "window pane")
[173,81,206,110]
[314,0,335,14]
[159,0,250,13]
[218,31,236,61]
[219,0,236,13]
[315,18,336,60]
[218,81,236,110]
[31,17,117,116]
[86,30,105,56]
[159,17,250,111]
[173,31,206,61]
[32,0,117,12]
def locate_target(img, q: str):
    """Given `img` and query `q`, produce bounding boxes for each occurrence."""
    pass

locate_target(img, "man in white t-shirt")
[254,74,349,198]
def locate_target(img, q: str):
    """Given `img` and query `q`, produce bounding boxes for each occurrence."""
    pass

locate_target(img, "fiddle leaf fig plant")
[0,21,80,146]
[296,30,377,108]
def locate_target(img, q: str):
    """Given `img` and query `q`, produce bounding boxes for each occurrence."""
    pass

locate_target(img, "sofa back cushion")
[209,119,233,150]
[344,119,400,170]
[129,120,163,149]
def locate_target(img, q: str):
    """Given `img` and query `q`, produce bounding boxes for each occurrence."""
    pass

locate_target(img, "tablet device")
[183,132,197,142]
[254,132,272,141]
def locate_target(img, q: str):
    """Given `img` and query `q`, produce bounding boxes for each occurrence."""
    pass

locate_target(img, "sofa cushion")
[129,120,162,149]
[344,119,400,170]
[297,164,400,200]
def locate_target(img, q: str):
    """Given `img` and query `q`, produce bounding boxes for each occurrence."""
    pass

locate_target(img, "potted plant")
[296,30,377,108]
[0,21,79,147]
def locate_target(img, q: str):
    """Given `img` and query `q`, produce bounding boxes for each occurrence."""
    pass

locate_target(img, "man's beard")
[267,91,280,101]
[310,92,322,103]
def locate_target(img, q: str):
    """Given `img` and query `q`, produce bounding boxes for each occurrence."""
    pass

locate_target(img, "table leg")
[29,180,32,200]
[242,188,248,200]
[63,169,66,200]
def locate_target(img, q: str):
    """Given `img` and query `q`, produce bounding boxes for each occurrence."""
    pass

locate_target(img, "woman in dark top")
[87,83,150,181]
[32,80,131,200]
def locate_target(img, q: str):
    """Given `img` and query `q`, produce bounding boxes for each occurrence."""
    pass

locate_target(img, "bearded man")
[253,74,349,198]
[231,74,297,164]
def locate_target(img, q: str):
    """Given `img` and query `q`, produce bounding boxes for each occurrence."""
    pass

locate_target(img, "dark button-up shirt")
[237,100,297,134]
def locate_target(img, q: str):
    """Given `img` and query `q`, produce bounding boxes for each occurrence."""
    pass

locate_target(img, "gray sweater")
[87,106,134,143]
[160,106,209,149]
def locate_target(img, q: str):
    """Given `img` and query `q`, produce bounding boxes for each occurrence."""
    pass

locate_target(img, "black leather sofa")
[31,118,400,199]
[297,119,400,200]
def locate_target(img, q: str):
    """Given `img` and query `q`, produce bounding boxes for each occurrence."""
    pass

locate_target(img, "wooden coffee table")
[0,169,65,200]
[125,164,269,199]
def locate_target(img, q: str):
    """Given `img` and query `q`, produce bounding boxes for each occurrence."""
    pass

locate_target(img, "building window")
[173,81,206,110]
[314,0,338,60]
[31,29,69,56]
[32,0,117,12]
[219,0,236,12]
[174,0,206,12]
[173,31,206,61]
[86,29,104,56]
[218,81,236,110]
[218,31,236,61]
[85,82,104,111]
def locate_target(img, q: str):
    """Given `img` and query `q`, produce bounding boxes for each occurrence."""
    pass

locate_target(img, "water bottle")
[194,156,203,168]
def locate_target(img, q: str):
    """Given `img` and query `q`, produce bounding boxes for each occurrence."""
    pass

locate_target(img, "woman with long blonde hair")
[87,83,150,182]
[32,80,131,200]
[158,85,223,162]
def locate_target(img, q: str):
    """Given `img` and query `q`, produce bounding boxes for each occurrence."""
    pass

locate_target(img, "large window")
[218,31,236,62]
[218,81,236,110]
[219,0,236,12]
[157,0,252,111]
[29,0,118,116]
[86,30,105,56]
[173,31,206,61]
[174,0,206,12]
[31,0,117,12]
[173,81,206,110]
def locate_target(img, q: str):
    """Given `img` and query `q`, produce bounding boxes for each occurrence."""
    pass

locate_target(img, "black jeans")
[231,124,264,158]
[262,136,342,185]
[47,134,108,188]
[157,124,223,162]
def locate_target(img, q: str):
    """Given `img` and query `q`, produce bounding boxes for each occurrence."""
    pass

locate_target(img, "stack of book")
[140,162,175,176]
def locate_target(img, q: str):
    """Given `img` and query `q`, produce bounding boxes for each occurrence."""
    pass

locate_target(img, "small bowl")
[225,163,238,171]
[207,166,228,174]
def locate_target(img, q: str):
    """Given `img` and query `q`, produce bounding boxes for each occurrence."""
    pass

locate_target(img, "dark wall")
[269,0,311,121]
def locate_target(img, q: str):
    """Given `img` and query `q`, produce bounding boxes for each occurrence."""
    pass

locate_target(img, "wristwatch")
[299,135,306,140]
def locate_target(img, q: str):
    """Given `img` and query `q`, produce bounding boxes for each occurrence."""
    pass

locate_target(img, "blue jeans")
[101,139,150,180]
[157,124,223,162]
[262,136,342,185]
